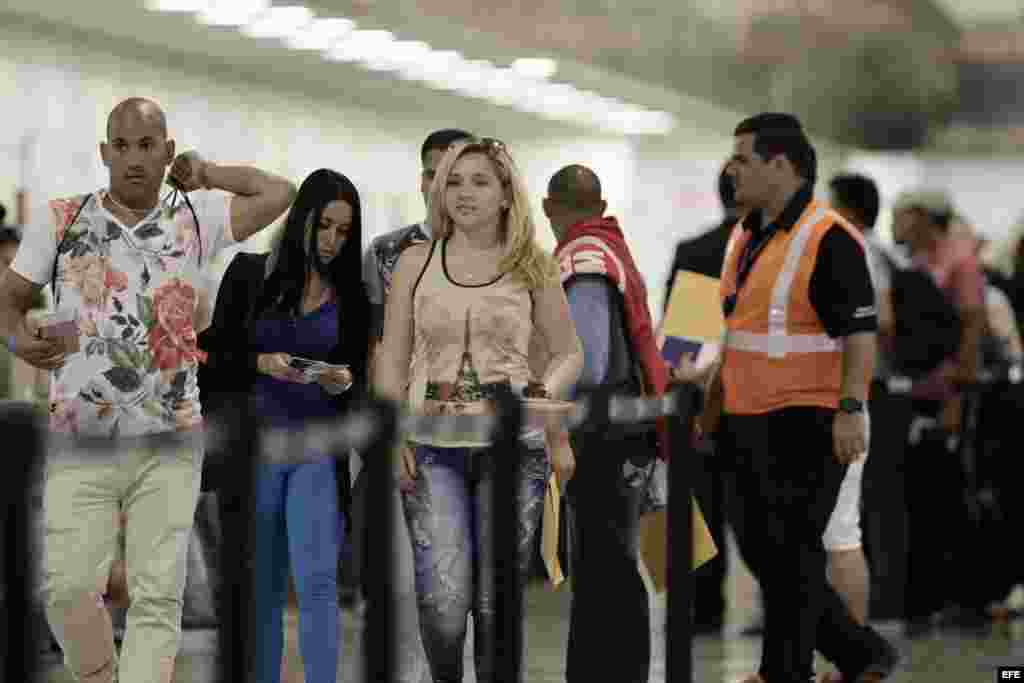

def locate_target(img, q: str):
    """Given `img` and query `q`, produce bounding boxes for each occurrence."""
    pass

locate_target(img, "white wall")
[841,152,1024,264]
[0,15,850,322]
[919,158,1024,245]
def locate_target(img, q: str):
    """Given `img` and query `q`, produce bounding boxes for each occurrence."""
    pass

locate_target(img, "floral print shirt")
[11,190,234,438]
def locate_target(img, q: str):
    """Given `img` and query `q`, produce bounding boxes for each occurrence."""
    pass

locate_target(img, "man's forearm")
[204,164,293,198]
[840,331,876,401]
[205,164,296,242]
[0,273,30,340]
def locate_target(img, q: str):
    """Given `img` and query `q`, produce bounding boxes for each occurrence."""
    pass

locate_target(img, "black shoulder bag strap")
[52,191,202,308]
[410,239,438,312]
[52,194,92,308]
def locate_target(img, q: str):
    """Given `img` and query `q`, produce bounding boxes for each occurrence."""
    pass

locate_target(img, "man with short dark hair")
[363,128,475,337]
[665,166,740,301]
[710,113,898,683]
[543,164,667,683]
[829,174,880,232]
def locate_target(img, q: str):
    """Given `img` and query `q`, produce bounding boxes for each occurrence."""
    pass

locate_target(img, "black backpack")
[881,249,962,379]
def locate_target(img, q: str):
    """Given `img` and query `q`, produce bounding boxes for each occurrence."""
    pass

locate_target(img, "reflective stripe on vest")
[722,206,838,359]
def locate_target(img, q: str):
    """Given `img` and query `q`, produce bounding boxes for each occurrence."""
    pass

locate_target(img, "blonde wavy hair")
[428,138,557,291]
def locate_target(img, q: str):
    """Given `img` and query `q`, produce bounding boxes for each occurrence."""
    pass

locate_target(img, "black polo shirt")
[735,185,877,338]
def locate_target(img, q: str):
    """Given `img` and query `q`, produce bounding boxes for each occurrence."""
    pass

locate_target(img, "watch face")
[839,398,863,413]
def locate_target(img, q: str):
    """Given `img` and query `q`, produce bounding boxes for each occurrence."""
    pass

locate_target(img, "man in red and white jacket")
[543,165,669,683]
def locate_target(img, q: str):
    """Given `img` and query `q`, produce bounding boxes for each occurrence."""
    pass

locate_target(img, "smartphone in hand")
[38,310,80,353]
[287,356,323,373]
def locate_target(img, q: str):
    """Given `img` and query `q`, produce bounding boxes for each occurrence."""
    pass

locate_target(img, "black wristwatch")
[838,397,864,414]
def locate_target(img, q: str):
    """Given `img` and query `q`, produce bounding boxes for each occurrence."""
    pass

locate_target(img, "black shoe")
[855,626,900,680]
[693,616,724,636]
[939,605,990,630]
[903,616,933,640]
[338,584,360,609]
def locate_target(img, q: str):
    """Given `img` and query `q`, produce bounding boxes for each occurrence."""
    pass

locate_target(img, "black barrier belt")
[216,396,259,683]
[1,402,43,683]
[36,393,680,466]
[491,387,526,682]
[362,398,399,683]
[667,384,697,683]
[884,362,1024,395]
[3,390,694,683]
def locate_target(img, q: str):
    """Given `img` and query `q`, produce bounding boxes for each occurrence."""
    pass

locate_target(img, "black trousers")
[692,435,729,626]
[862,379,913,620]
[903,395,1008,619]
[719,408,878,683]
[902,400,961,621]
[565,435,651,683]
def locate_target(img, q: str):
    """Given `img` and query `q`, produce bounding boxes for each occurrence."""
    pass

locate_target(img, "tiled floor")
[39,586,1024,682]
[38,535,1024,683]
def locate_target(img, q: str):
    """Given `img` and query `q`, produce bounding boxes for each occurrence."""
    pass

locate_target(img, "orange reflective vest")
[719,200,867,415]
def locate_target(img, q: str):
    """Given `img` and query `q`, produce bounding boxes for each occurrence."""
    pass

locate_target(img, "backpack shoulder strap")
[52,193,93,307]
[410,239,437,304]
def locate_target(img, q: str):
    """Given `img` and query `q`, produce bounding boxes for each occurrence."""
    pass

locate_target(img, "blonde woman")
[374,138,582,683]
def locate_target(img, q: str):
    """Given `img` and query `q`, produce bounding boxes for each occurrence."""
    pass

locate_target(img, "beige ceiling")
[932,0,1023,28]
[5,0,1024,152]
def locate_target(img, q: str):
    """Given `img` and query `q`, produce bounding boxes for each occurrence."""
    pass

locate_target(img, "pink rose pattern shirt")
[11,190,234,438]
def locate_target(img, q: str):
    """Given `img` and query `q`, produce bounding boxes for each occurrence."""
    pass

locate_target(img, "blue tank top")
[250,301,340,426]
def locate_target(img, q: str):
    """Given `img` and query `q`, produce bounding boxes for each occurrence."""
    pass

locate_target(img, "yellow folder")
[639,497,718,593]
[660,270,725,344]
[541,473,565,589]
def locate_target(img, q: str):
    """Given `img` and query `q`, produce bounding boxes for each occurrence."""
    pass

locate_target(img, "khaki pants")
[42,440,203,683]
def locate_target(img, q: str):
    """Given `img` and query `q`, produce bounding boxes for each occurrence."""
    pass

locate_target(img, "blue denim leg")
[402,446,474,683]
[401,444,550,683]
[286,458,341,683]
[251,456,341,683]
[251,463,292,683]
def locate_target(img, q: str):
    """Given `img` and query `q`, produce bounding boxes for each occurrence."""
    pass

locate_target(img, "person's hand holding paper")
[658,269,726,434]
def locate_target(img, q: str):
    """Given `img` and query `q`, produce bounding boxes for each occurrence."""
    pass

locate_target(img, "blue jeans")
[402,444,550,683]
[251,457,341,683]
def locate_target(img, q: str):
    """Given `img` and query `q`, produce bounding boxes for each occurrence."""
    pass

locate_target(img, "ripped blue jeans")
[402,443,550,683]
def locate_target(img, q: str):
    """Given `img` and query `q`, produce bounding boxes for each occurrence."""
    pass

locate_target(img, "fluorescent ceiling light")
[285,17,355,50]
[511,58,557,80]
[399,50,463,85]
[478,68,526,104]
[448,59,496,95]
[147,0,206,11]
[327,29,395,62]
[241,5,312,39]
[146,1,674,136]
[606,109,677,135]
[198,0,269,26]
[361,40,432,71]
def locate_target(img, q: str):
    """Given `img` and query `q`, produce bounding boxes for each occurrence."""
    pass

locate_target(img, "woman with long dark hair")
[198,168,369,682]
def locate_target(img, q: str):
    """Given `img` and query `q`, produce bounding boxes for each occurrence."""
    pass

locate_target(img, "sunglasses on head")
[461,137,508,157]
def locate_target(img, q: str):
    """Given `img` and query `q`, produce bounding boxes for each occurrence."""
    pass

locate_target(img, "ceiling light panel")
[284,17,356,50]
[145,2,676,135]
[197,0,269,26]
[146,0,207,11]
[241,5,313,39]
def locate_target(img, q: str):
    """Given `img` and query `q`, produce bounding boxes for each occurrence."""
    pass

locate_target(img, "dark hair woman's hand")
[317,365,353,394]
[257,352,310,384]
